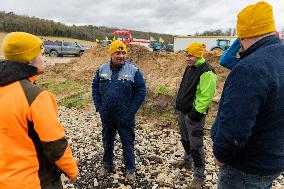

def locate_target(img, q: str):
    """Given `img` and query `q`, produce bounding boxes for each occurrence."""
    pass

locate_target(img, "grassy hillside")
[0,11,175,43]
[0,32,96,55]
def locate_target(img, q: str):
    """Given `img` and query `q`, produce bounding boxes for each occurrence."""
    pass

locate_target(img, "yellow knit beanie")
[109,40,127,55]
[237,1,276,38]
[2,32,43,63]
[185,42,206,58]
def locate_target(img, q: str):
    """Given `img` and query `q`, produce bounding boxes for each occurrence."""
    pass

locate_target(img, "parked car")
[148,41,174,52]
[44,40,88,57]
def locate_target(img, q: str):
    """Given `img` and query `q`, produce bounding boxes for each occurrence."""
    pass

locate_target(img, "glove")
[189,108,204,122]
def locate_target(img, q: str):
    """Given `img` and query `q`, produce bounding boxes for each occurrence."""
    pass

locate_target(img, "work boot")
[188,177,205,189]
[172,160,192,169]
[97,167,114,179]
[126,171,136,184]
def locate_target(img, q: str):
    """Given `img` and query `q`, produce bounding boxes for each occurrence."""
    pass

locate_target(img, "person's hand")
[214,157,225,166]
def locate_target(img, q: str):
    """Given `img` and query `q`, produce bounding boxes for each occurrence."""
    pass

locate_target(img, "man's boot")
[172,140,193,169]
[188,177,205,189]
[126,171,136,184]
[97,167,114,179]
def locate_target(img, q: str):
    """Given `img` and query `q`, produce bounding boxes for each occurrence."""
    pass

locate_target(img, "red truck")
[113,30,150,46]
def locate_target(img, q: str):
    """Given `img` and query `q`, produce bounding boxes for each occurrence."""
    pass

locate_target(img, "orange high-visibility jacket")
[0,61,78,189]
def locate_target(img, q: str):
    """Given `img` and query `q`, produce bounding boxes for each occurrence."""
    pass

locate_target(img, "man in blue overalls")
[92,40,146,183]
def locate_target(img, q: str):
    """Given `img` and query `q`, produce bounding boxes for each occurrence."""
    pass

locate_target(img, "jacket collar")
[0,61,38,86]
[193,57,205,67]
[110,60,125,70]
[239,34,282,60]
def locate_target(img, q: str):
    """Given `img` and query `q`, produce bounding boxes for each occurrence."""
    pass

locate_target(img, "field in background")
[0,32,97,55]
[40,36,97,47]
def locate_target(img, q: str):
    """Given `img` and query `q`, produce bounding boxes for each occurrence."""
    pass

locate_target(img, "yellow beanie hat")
[185,42,206,58]
[109,40,127,55]
[2,32,43,63]
[237,1,276,38]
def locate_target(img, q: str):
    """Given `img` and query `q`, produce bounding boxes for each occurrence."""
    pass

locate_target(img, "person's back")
[0,32,78,189]
[212,2,284,188]
[0,77,50,189]
[223,34,284,174]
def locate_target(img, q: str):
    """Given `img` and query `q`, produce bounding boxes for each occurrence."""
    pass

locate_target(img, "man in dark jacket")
[92,40,146,183]
[175,42,217,188]
[211,2,284,188]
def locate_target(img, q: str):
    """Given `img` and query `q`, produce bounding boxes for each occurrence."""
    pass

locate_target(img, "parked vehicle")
[210,39,231,55]
[99,40,112,47]
[44,40,88,57]
[148,41,174,52]
[174,36,237,54]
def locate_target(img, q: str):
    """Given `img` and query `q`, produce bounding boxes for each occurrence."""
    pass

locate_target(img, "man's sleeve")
[212,64,268,163]
[220,39,240,70]
[194,71,217,114]
[129,69,146,114]
[92,69,102,112]
[27,91,78,180]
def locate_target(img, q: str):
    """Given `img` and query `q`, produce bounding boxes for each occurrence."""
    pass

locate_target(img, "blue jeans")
[217,164,279,189]
[101,116,136,173]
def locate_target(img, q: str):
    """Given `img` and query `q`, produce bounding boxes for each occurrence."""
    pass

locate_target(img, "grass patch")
[48,81,77,94]
[37,76,92,109]
[59,93,92,108]
[37,77,82,95]
[157,86,170,95]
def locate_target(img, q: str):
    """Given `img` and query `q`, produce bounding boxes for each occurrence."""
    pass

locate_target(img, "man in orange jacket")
[0,32,78,189]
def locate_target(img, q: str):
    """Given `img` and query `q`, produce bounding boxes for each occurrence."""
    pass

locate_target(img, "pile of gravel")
[58,107,284,189]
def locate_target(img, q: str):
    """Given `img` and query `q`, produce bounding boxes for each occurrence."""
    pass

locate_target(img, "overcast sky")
[1,0,283,36]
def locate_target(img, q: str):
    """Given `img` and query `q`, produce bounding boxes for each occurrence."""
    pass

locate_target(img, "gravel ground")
[59,107,284,189]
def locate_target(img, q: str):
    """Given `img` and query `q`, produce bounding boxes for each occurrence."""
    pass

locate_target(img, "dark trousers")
[43,177,63,189]
[177,111,206,180]
[101,118,136,173]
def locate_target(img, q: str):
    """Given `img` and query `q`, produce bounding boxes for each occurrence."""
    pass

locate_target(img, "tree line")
[195,28,236,36]
[0,11,175,43]
[1,11,268,43]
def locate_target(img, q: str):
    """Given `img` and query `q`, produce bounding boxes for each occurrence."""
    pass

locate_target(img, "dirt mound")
[48,44,228,97]
[43,44,229,128]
